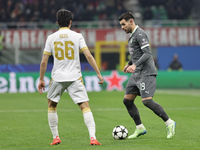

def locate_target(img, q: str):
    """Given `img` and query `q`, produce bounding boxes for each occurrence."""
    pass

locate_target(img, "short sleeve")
[136,33,150,50]
[79,34,88,51]
[43,36,52,55]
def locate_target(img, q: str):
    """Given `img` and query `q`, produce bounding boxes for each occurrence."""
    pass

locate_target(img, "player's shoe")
[50,136,61,145]
[128,128,147,139]
[167,121,176,139]
[90,137,102,145]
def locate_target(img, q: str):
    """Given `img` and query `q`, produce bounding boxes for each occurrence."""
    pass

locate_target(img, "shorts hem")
[47,97,59,103]
[74,99,89,104]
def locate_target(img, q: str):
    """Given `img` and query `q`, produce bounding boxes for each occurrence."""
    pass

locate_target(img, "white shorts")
[47,78,89,104]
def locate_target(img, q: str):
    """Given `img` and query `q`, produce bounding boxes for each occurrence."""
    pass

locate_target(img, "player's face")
[119,19,132,34]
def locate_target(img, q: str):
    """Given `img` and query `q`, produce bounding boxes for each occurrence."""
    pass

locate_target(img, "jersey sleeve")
[134,32,151,67]
[43,36,52,55]
[136,33,150,50]
[79,34,88,51]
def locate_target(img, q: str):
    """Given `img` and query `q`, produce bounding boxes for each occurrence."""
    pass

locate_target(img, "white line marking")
[156,89,200,96]
[0,107,199,113]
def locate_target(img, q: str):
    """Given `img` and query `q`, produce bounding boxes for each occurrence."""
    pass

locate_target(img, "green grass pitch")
[0,89,200,150]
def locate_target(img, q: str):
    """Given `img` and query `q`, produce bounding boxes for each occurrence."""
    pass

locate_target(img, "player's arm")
[134,33,152,67]
[82,48,104,84]
[127,34,151,73]
[38,54,50,94]
[127,47,151,73]
[134,47,151,66]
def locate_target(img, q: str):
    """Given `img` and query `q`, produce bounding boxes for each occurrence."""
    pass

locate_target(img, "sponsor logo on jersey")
[141,38,148,45]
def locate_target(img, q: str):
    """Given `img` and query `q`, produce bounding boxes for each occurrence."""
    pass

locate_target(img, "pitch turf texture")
[0,90,200,150]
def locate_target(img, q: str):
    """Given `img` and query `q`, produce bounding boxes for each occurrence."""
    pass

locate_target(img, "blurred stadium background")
[0,0,200,93]
[1,2,200,149]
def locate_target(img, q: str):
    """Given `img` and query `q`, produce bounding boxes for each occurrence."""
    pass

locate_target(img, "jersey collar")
[59,27,69,30]
[130,25,139,37]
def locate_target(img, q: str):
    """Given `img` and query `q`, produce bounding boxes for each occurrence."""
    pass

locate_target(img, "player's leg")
[142,98,176,138]
[124,94,147,139]
[78,101,101,145]
[124,75,146,139]
[48,99,61,145]
[123,94,142,127]
[140,75,176,138]
[47,81,65,145]
[68,78,101,145]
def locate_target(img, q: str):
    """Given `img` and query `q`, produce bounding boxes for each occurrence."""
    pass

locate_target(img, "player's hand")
[38,81,45,94]
[97,74,104,84]
[123,64,130,73]
[126,64,136,73]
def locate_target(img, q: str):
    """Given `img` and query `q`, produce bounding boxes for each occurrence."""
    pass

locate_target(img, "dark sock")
[123,98,142,125]
[142,99,169,121]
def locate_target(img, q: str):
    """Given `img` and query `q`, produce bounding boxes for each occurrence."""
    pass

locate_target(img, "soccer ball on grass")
[112,125,128,140]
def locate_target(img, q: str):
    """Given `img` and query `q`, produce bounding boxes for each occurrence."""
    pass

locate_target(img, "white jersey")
[43,27,88,82]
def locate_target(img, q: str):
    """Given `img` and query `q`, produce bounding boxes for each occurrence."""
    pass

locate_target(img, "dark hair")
[119,12,135,21]
[56,9,73,27]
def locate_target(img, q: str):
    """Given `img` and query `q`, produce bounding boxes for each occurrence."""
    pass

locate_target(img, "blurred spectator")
[168,53,183,71]
[143,6,153,20]
[0,0,128,24]
[1,0,195,28]
[140,0,194,20]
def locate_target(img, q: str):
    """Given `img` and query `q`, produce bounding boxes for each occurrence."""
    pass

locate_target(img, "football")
[112,125,128,140]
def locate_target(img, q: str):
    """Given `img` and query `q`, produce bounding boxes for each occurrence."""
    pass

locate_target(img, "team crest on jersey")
[141,38,148,45]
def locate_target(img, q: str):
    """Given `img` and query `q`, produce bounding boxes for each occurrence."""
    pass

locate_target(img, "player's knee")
[48,99,57,108]
[123,98,128,105]
[124,94,137,100]
[78,101,89,111]
[123,98,133,106]
[142,99,153,107]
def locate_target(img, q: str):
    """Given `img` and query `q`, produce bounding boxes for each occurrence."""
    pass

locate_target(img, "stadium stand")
[0,0,200,68]
[1,0,199,29]
[139,0,193,20]
[0,0,128,28]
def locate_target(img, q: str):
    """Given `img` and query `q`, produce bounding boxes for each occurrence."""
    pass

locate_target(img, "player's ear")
[129,19,134,24]
[56,21,59,26]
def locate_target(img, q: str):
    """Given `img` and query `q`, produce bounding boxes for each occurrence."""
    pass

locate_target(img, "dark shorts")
[125,75,156,98]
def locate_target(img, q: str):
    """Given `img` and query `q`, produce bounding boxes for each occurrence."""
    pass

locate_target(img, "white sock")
[136,124,145,129]
[82,108,96,139]
[165,118,174,126]
[48,108,59,139]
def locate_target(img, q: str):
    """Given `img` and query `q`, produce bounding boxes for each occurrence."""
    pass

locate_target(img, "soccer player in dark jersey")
[119,12,176,139]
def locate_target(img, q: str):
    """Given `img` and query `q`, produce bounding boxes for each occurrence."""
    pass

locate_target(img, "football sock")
[136,124,145,129]
[82,108,96,139]
[48,107,59,139]
[142,99,169,121]
[123,98,142,125]
[165,118,174,126]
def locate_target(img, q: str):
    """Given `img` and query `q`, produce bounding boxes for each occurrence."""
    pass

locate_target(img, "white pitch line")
[0,107,199,113]
[156,89,200,96]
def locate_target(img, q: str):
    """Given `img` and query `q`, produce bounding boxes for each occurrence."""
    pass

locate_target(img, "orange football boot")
[90,137,101,145]
[50,136,61,145]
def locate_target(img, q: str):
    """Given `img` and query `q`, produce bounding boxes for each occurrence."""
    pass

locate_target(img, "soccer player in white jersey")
[38,9,104,146]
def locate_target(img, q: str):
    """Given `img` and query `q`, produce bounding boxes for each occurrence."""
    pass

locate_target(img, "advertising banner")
[0,70,200,93]
[0,70,130,93]
[1,27,200,49]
